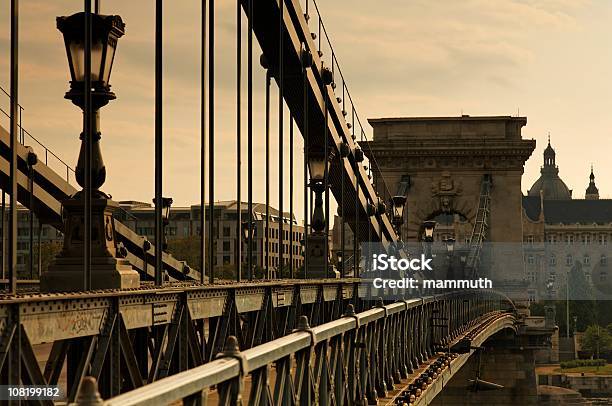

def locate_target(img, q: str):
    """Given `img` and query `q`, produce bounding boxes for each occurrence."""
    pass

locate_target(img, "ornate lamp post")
[41,11,139,292]
[422,220,436,264]
[242,220,255,280]
[390,195,407,238]
[444,237,455,280]
[444,237,455,255]
[59,12,125,190]
[306,145,336,278]
[336,250,343,276]
[154,197,173,250]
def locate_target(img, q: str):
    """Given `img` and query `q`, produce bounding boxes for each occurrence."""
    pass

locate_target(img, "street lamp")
[57,12,125,191]
[154,197,173,251]
[242,220,255,280]
[422,220,436,242]
[306,144,335,278]
[444,237,456,280]
[336,250,343,275]
[308,145,335,233]
[161,197,173,223]
[390,195,407,237]
[422,220,436,263]
[41,11,138,292]
[444,237,455,255]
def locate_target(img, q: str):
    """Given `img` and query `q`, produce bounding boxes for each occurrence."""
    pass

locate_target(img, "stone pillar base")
[305,232,338,279]
[40,194,140,292]
[40,256,139,292]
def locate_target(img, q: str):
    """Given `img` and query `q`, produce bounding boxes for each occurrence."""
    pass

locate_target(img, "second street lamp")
[242,220,255,280]
[444,237,455,255]
[390,195,407,238]
[423,220,436,242]
[156,197,173,251]
[306,145,336,278]
[422,220,436,262]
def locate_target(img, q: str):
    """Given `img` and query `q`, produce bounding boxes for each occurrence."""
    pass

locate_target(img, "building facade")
[0,205,64,279]
[522,141,612,302]
[116,200,305,274]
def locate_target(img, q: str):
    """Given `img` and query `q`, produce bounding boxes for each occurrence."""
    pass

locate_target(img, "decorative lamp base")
[305,232,339,279]
[40,195,140,292]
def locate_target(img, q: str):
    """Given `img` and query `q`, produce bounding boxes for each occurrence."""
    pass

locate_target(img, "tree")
[581,324,612,359]
[39,241,63,272]
[167,237,205,272]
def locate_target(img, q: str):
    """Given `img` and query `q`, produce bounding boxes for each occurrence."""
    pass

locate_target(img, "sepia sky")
[0,0,611,221]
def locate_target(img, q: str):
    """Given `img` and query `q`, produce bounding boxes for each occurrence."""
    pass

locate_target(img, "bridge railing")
[99,290,512,406]
[0,85,76,184]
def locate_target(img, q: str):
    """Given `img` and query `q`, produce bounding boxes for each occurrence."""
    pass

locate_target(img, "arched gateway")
[364,116,536,297]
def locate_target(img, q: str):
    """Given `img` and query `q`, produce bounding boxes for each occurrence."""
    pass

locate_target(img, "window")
[566,235,574,245]
[547,235,557,244]
[223,227,230,237]
[601,255,608,266]
[549,254,556,267]
[600,235,608,246]
[526,235,535,244]
[527,254,535,265]
[223,255,230,264]
[582,234,591,245]
[223,241,230,251]
[566,254,573,266]
[583,255,590,266]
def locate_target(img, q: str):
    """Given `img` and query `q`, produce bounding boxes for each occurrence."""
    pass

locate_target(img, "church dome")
[528,138,572,200]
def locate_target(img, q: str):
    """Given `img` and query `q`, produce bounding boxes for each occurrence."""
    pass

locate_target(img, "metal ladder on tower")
[465,174,492,279]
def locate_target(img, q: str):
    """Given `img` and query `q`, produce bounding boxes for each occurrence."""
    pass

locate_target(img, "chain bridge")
[0,0,554,405]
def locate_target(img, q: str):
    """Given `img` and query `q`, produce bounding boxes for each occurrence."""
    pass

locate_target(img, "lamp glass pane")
[308,160,325,181]
[68,39,104,82]
[102,41,116,84]
[68,41,85,81]
[91,40,104,81]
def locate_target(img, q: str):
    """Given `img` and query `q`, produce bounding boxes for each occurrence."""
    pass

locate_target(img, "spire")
[543,134,556,168]
[586,165,599,200]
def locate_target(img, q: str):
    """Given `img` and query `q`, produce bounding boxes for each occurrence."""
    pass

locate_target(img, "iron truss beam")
[0,279,362,402]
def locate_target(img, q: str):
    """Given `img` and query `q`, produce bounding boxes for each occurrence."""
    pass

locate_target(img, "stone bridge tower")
[364,116,535,294]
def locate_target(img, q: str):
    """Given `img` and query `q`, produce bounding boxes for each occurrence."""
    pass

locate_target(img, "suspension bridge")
[0,0,554,404]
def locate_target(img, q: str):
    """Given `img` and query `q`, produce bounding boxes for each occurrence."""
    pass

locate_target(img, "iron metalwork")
[247,0,253,281]
[8,0,19,295]
[236,0,242,283]
[100,290,514,405]
[155,0,163,287]
[278,0,285,279]
[208,0,215,284]
[200,0,207,284]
